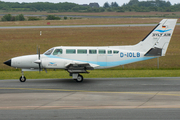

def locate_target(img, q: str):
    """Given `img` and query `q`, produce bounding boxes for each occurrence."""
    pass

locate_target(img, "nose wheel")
[19,70,26,82]
[19,76,26,82]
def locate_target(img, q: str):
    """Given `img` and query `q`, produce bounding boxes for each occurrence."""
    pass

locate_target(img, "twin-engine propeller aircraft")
[4,19,177,82]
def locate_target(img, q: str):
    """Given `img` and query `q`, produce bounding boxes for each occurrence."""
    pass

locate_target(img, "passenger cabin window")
[44,48,54,55]
[66,49,76,54]
[108,50,112,54]
[89,50,97,54]
[53,49,63,55]
[113,50,119,54]
[99,50,106,54]
[77,49,87,54]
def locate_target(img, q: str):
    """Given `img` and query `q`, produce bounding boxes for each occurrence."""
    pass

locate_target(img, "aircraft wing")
[65,62,99,74]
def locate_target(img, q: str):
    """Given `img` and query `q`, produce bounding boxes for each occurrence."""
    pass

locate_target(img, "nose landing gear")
[19,70,26,82]
[19,76,26,82]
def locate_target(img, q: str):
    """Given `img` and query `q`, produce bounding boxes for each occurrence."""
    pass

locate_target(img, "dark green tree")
[1,14,12,21]
[128,0,139,6]
[103,2,110,8]
[17,14,25,21]
[117,7,125,12]
[28,17,41,21]
[111,2,119,7]
[64,16,67,20]
[46,15,61,20]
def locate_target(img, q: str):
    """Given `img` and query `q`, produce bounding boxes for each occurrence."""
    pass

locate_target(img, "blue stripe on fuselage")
[44,55,156,67]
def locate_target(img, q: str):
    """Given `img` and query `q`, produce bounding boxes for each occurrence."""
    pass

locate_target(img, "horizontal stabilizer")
[144,47,162,56]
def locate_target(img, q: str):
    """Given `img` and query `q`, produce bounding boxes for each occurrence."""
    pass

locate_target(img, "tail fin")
[134,19,177,56]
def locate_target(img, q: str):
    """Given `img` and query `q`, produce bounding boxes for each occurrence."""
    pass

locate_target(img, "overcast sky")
[1,0,179,6]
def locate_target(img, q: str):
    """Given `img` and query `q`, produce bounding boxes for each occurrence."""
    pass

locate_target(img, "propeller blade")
[37,45,38,54]
[44,68,47,73]
[36,45,41,73]
[39,63,41,73]
[38,47,40,60]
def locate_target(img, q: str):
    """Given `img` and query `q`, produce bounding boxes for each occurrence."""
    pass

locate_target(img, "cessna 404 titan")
[4,19,177,82]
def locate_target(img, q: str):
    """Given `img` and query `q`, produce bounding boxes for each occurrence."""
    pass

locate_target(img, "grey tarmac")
[1,19,180,119]
[0,77,180,119]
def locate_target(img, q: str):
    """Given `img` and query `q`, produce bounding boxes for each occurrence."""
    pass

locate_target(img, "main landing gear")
[72,73,84,82]
[76,74,83,82]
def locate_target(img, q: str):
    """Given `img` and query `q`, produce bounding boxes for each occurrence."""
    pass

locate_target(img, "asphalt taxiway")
[0,77,180,119]
[0,23,180,29]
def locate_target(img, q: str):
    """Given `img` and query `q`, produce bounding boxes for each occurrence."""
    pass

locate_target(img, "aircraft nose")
[4,59,11,66]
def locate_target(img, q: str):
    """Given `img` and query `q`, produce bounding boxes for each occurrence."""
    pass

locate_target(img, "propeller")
[34,46,47,73]
[38,46,41,73]
[34,46,41,73]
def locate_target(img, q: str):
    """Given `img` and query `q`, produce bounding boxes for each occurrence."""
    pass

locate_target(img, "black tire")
[76,75,83,82]
[19,76,26,82]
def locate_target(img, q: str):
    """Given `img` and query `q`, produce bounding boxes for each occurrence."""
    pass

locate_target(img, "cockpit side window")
[53,49,63,55]
[44,48,54,55]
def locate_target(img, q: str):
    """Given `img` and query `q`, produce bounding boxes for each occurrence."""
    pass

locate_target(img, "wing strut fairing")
[65,63,98,74]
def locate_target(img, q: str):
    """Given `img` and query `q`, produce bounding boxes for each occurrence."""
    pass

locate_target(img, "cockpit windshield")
[44,48,54,55]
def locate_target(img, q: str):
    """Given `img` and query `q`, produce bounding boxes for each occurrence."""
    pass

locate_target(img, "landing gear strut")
[66,64,90,82]
[19,70,26,82]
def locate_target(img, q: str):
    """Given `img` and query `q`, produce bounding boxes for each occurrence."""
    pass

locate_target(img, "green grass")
[0,69,180,80]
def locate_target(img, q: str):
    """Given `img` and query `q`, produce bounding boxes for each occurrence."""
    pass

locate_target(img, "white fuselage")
[11,46,155,70]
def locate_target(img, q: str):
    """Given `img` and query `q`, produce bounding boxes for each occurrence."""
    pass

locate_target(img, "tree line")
[103,0,180,12]
[1,14,80,21]
[0,0,180,12]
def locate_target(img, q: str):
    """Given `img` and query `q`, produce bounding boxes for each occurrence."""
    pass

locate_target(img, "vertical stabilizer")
[134,19,177,56]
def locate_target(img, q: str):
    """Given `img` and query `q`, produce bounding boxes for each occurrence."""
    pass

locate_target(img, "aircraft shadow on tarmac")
[26,78,97,84]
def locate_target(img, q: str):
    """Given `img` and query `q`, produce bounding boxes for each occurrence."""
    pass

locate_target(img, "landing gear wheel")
[19,76,26,82]
[76,75,83,82]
